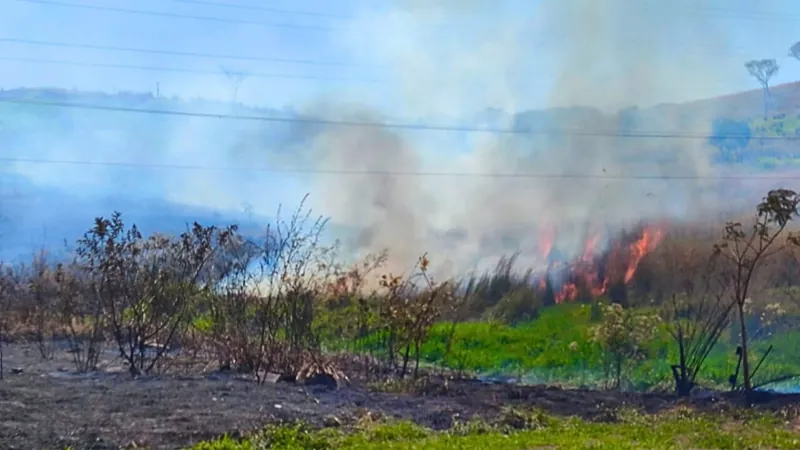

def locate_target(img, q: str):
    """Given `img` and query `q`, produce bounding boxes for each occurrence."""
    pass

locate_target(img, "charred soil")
[0,341,797,450]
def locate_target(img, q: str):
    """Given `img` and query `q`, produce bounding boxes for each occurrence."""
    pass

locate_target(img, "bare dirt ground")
[1,340,798,450]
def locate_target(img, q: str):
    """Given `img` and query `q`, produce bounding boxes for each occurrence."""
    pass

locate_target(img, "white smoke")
[3,0,789,272]
[287,0,749,275]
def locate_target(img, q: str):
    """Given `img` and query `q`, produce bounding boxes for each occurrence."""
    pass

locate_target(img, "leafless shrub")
[0,264,16,380]
[23,249,59,359]
[196,195,337,383]
[54,261,104,372]
[75,212,235,376]
[379,254,455,379]
[0,195,469,385]
[315,250,387,378]
[195,230,280,378]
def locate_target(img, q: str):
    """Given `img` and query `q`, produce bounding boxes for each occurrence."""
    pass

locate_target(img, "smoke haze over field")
[1,0,800,271]
[296,0,746,274]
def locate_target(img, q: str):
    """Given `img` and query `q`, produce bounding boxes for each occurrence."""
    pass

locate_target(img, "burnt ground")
[0,341,799,450]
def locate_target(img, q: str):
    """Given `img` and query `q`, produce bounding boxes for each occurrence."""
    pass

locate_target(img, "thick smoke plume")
[298,0,744,276]
[1,0,778,273]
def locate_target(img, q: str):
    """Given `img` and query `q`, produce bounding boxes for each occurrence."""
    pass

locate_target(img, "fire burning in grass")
[537,224,666,303]
[325,222,668,304]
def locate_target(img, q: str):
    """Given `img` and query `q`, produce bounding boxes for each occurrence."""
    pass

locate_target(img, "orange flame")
[556,283,578,304]
[546,225,665,304]
[624,226,665,283]
[539,225,556,260]
[538,225,557,291]
[581,232,601,262]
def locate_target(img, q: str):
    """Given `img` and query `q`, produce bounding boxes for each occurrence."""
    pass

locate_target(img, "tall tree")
[745,59,779,120]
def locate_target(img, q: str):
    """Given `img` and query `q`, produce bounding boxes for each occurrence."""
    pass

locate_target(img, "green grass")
[750,114,800,138]
[737,115,800,169]
[393,304,800,391]
[315,299,800,391]
[190,409,800,449]
[419,304,609,384]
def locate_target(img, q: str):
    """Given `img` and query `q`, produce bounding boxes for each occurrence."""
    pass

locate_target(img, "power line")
[0,38,359,67]
[0,37,764,74]
[0,56,380,83]
[0,97,784,141]
[0,34,771,71]
[11,0,334,32]
[2,156,799,181]
[170,0,352,20]
[13,0,800,37]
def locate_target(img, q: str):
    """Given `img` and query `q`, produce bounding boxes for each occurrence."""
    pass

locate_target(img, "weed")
[190,409,800,450]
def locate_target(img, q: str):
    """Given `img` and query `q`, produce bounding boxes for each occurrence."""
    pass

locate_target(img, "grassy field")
[729,115,800,169]
[190,408,800,449]
[392,304,800,391]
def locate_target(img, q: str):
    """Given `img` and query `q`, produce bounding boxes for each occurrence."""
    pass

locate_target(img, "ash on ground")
[0,340,796,450]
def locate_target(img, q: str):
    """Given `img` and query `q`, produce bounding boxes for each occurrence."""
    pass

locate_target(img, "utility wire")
[16,0,800,24]
[0,56,380,83]
[0,97,783,141]
[0,38,359,67]
[2,156,798,181]
[11,0,334,31]
[13,0,800,54]
[0,36,761,69]
[17,0,800,29]
[170,0,352,20]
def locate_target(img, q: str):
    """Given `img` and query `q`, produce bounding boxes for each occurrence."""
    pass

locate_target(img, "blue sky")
[3,0,800,114]
[0,0,383,107]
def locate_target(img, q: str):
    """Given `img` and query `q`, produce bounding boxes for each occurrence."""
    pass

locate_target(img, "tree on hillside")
[715,189,800,395]
[745,59,780,120]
